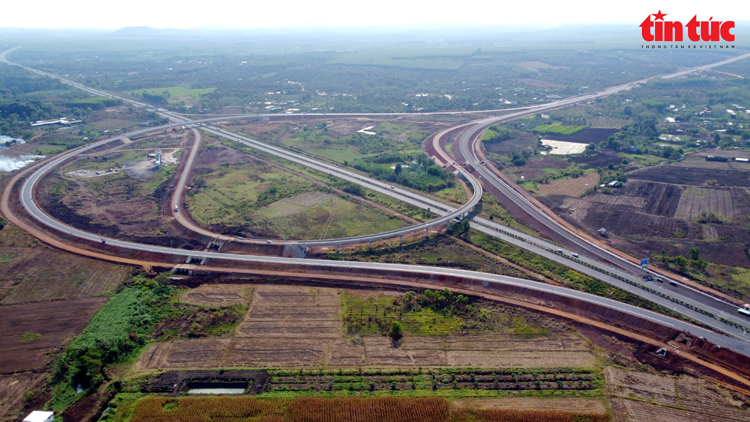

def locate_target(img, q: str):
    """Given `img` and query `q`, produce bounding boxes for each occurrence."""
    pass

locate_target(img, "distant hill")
[108,26,188,37]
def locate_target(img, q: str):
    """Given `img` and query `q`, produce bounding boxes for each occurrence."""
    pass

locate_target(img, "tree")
[688,247,700,261]
[389,321,403,341]
[394,163,403,176]
[675,255,688,269]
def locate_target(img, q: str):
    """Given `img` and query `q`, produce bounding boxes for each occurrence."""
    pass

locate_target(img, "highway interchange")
[3,47,750,357]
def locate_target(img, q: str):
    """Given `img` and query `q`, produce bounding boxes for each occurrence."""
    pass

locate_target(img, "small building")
[23,411,54,422]
[608,180,620,187]
[598,228,608,236]
[664,117,676,123]
[735,158,749,163]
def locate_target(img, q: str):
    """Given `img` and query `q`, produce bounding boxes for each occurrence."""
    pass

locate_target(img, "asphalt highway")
[5,47,750,355]
[448,53,750,332]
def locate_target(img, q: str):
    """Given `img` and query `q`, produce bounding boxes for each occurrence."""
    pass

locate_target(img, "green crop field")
[532,123,587,136]
[135,86,216,103]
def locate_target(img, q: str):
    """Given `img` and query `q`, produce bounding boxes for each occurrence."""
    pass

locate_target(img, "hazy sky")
[1,0,746,29]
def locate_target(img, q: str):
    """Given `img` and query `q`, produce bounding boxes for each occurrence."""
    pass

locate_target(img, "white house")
[23,411,54,422]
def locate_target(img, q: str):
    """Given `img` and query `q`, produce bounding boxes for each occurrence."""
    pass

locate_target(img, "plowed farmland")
[540,177,750,268]
[135,285,595,371]
[605,367,750,422]
[180,284,253,307]
[0,223,129,304]
[0,298,106,373]
[629,167,750,187]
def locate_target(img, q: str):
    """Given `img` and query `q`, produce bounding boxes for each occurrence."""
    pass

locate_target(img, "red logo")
[640,10,735,42]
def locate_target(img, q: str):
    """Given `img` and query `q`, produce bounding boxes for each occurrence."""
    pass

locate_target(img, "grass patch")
[185,163,313,229]
[329,236,527,279]
[19,332,42,343]
[532,122,587,136]
[432,182,469,206]
[478,192,538,236]
[341,286,548,338]
[342,293,464,336]
[65,151,140,172]
[218,138,432,223]
[512,316,550,337]
[137,86,216,103]
[34,145,68,155]
[185,160,408,239]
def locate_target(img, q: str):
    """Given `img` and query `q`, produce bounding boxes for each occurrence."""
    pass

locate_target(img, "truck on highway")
[739,304,750,317]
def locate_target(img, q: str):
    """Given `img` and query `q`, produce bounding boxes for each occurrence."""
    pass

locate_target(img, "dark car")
[656,278,664,283]
[644,275,654,281]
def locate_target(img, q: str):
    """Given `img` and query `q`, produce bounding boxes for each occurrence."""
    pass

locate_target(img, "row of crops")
[129,397,610,422]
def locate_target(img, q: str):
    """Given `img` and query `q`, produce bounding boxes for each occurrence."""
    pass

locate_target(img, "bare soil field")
[33,138,203,249]
[0,297,106,373]
[629,166,750,187]
[502,156,573,181]
[37,169,174,240]
[0,372,47,422]
[483,130,533,156]
[0,223,129,304]
[540,176,750,267]
[451,397,607,413]
[673,149,750,171]
[606,367,750,422]
[198,137,265,167]
[120,134,188,151]
[89,118,139,132]
[537,172,599,198]
[573,151,626,169]
[179,284,253,307]
[673,186,738,221]
[135,285,595,371]
[543,128,619,144]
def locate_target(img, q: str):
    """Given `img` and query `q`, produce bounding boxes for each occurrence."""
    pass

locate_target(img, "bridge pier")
[336,244,340,253]
[399,235,403,246]
[369,240,373,250]
[426,226,430,239]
